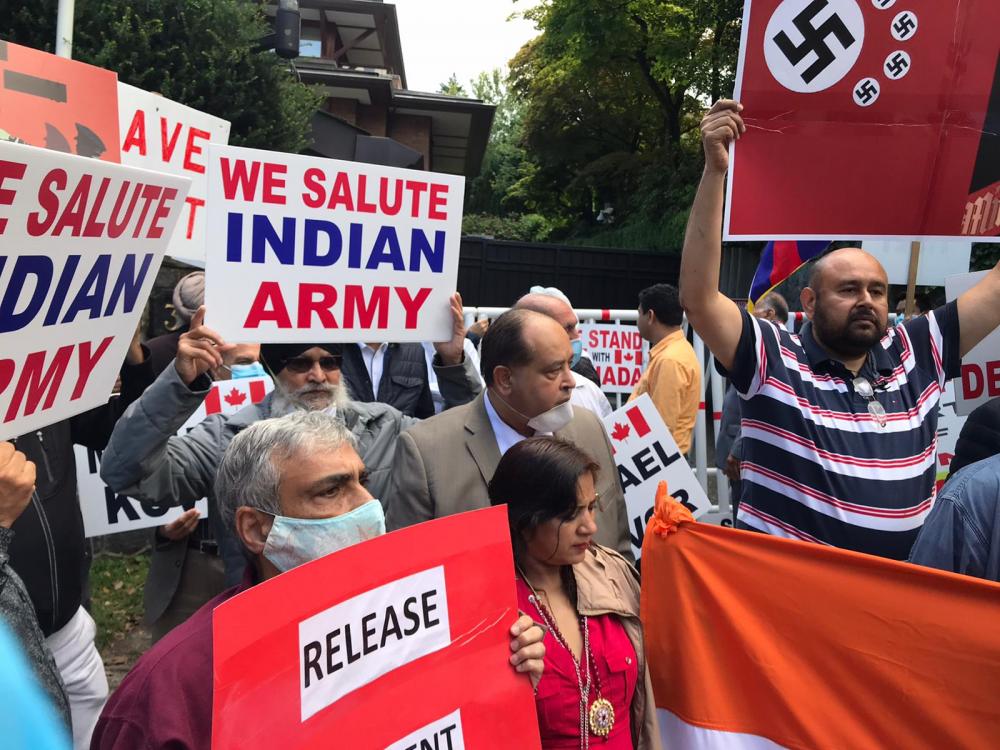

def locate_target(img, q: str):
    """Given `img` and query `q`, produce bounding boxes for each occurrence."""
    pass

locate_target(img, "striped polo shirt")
[723,303,960,560]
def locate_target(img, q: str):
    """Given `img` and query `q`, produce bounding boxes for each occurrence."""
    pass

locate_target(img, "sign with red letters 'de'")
[602,394,710,560]
[579,323,648,394]
[727,0,1000,241]
[0,141,190,441]
[118,83,231,265]
[204,144,465,344]
[77,375,272,537]
[946,270,1000,415]
[212,506,541,749]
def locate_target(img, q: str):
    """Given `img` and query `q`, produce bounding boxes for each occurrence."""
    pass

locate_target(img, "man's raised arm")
[957,264,1000,357]
[679,100,747,373]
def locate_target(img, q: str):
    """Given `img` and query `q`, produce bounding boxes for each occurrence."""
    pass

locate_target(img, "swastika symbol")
[853,77,880,107]
[891,11,918,40]
[773,0,858,84]
[871,0,895,8]
[884,50,911,79]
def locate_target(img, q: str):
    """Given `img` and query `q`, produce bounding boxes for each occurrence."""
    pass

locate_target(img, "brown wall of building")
[325,98,358,125]
[356,105,387,136]
[388,113,432,170]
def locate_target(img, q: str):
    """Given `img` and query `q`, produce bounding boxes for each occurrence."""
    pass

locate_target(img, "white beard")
[271,381,348,417]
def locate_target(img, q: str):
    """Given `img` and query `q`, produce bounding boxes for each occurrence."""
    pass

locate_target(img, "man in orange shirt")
[630,283,701,454]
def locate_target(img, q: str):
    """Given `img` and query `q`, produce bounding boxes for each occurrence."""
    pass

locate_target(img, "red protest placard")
[726,0,1000,241]
[0,41,120,162]
[212,506,541,749]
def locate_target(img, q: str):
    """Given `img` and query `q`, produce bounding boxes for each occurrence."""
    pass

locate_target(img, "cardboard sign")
[935,381,967,491]
[603,394,710,559]
[0,141,189,441]
[118,83,231,265]
[204,145,465,343]
[863,240,972,286]
[726,0,1000,240]
[0,41,120,162]
[212,506,540,749]
[579,323,648,394]
[79,376,271,536]
[946,270,999,415]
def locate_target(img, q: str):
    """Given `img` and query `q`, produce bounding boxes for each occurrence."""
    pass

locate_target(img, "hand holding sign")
[508,613,545,691]
[174,307,235,386]
[431,292,467,366]
[0,442,35,528]
[701,100,745,174]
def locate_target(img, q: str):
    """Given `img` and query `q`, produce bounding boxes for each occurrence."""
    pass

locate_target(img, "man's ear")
[235,507,273,555]
[801,287,817,320]
[493,365,514,396]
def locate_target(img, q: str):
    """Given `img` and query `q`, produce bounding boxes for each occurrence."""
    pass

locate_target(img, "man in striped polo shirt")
[678,100,1000,560]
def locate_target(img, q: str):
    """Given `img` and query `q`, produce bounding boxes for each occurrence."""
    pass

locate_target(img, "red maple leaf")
[224,388,247,407]
[610,422,630,442]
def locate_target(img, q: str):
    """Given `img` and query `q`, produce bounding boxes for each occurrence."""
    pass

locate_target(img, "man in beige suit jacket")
[386,310,632,560]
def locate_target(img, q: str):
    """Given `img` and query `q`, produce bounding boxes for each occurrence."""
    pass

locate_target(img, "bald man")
[678,100,1000,560]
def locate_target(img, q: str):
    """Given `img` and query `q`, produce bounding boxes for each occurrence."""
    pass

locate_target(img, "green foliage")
[438,73,468,97]
[495,0,743,249]
[1,0,321,152]
[462,212,557,242]
[90,553,149,651]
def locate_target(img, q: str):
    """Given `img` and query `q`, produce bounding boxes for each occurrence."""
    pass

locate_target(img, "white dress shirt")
[571,371,613,418]
[358,342,389,395]
[483,390,552,457]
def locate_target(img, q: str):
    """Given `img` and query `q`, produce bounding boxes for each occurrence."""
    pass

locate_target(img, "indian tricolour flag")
[641,511,1000,748]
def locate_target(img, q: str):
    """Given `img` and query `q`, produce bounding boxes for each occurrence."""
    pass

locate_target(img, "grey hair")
[214,411,357,550]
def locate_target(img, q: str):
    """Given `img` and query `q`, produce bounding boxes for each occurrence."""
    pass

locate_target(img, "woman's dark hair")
[488,437,600,561]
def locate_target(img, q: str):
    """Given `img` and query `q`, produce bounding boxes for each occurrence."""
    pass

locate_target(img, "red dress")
[516,578,639,749]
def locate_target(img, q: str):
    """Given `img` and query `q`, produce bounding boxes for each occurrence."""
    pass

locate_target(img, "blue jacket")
[908,455,1000,582]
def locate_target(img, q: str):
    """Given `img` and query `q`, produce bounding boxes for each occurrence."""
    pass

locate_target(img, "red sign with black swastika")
[0,41,120,162]
[726,0,1000,240]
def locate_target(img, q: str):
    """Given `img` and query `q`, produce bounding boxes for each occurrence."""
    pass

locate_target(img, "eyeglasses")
[852,376,887,428]
[282,355,342,374]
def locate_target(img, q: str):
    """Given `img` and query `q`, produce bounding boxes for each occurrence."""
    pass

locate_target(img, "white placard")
[385,710,465,750]
[863,240,972,286]
[0,141,190,441]
[579,323,648,394]
[945,270,996,416]
[79,375,272,537]
[298,566,450,721]
[118,83,231,265]
[204,145,465,344]
[602,394,710,560]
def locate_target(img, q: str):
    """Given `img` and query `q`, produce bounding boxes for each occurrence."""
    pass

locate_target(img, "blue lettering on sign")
[0,253,154,333]
[223,213,446,273]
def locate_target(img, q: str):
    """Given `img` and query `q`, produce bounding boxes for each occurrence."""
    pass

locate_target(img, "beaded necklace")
[518,567,615,748]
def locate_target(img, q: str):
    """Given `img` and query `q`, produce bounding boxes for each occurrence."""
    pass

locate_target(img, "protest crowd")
[3,4,1000,749]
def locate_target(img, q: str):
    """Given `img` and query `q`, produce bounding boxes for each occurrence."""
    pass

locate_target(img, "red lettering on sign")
[72,336,114,399]
[428,183,449,220]
[147,187,179,240]
[122,110,147,156]
[244,282,292,328]
[301,168,325,209]
[221,158,261,201]
[355,174,377,213]
[297,284,339,328]
[160,118,183,162]
[184,196,205,240]
[262,163,287,205]
[343,285,389,328]
[0,160,26,234]
[395,287,432,329]
[183,127,211,174]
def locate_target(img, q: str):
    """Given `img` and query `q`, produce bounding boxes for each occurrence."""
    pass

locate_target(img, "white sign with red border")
[946,270,998,416]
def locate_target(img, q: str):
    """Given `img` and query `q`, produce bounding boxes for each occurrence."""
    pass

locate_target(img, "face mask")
[229,362,267,379]
[527,399,575,433]
[262,499,385,573]
[570,339,583,368]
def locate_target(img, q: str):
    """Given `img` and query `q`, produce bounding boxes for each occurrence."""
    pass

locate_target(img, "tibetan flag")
[747,240,830,312]
[641,507,1000,749]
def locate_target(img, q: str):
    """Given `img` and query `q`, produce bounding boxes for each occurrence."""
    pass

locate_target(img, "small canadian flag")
[614,349,644,366]
[609,403,652,452]
[202,378,270,416]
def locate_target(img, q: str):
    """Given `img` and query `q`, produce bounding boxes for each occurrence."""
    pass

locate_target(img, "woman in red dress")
[488,437,660,750]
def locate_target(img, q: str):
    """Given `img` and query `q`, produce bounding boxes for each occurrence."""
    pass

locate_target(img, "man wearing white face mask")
[387,310,632,559]
[93,411,547,750]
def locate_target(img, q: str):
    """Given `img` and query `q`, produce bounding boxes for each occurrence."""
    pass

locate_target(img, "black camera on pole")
[264,0,300,59]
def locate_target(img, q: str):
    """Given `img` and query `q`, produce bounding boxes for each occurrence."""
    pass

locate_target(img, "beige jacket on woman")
[573,545,662,750]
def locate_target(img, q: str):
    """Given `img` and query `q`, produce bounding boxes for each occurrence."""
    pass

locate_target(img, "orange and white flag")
[641,486,1000,749]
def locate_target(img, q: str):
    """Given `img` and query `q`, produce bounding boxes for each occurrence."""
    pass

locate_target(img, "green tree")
[1,0,321,152]
[438,73,468,97]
